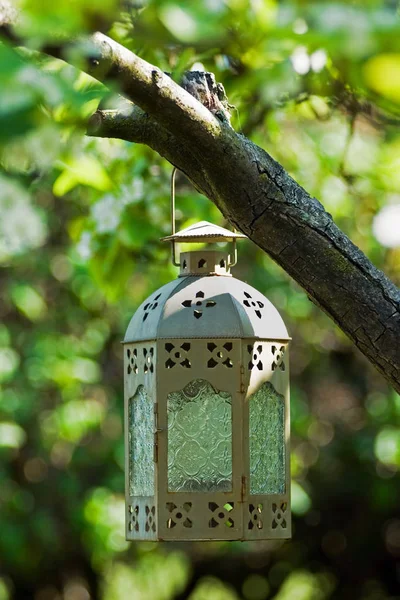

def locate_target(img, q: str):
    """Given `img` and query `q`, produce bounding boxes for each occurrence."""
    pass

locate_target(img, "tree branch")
[88,103,400,392]
[1,13,400,391]
[85,33,227,146]
[87,105,213,197]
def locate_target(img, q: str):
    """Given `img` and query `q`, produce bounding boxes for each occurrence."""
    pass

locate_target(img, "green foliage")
[1,0,400,599]
[190,577,239,600]
[273,570,335,600]
[17,0,118,41]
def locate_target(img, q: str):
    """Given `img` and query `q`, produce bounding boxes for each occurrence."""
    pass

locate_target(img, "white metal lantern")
[123,184,291,541]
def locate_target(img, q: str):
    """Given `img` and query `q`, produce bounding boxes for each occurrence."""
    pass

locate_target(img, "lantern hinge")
[241,475,247,501]
[240,364,245,393]
[154,403,159,463]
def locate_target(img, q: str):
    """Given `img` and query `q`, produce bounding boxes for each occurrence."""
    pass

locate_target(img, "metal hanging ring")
[169,166,237,269]
[170,167,180,267]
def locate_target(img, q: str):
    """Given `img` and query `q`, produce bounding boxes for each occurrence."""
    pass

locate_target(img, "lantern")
[123,183,291,541]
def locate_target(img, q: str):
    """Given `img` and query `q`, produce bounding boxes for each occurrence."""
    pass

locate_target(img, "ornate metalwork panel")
[158,493,242,541]
[126,496,157,541]
[244,495,291,540]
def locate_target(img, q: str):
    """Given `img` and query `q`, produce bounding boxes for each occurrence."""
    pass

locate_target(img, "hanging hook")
[227,238,238,268]
[169,166,240,269]
[170,167,180,267]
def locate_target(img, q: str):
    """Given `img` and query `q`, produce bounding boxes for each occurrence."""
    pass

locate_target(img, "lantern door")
[156,338,244,541]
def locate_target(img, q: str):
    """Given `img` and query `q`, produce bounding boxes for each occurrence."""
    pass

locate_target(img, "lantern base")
[126,494,291,542]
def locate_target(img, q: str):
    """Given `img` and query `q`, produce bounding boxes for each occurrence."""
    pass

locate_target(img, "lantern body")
[124,239,291,541]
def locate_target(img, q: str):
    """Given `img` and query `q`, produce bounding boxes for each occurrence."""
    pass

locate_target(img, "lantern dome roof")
[124,275,289,342]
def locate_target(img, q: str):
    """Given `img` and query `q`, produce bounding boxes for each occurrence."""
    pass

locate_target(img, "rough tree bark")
[1,18,399,392]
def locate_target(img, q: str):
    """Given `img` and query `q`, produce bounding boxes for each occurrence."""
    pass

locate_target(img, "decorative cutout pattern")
[126,346,155,375]
[208,501,234,528]
[145,505,156,532]
[243,291,264,319]
[272,502,287,529]
[166,502,193,529]
[165,342,191,369]
[143,293,161,322]
[129,386,154,496]
[247,344,263,371]
[128,504,139,532]
[271,345,286,371]
[167,379,232,492]
[127,348,138,375]
[207,342,233,368]
[143,347,154,373]
[182,291,217,319]
[249,382,285,494]
[248,503,264,530]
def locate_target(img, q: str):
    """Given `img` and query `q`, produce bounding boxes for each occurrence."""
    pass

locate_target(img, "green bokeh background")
[1,1,400,598]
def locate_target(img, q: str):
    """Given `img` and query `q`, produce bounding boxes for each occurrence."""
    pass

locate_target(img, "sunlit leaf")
[54,156,113,196]
[10,285,47,321]
[0,423,26,449]
[375,426,400,467]
[291,481,311,515]
[363,54,400,104]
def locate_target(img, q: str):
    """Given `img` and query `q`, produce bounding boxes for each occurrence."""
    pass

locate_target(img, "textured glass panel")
[129,385,154,496]
[249,382,285,494]
[168,379,232,492]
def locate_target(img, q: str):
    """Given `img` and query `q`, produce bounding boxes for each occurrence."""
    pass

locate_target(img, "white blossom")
[91,194,123,234]
[310,50,327,73]
[372,204,400,248]
[293,19,308,34]
[291,47,310,75]
[0,177,47,262]
[120,178,144,206]
[76,232,93,260]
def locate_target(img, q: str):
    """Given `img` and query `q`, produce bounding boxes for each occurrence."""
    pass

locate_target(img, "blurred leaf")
[54,156,113,196]
[10,285,47,321]
[273,570,335,600]
[363,54,400,104]
[291,481,311,515]
[89,243,135,302]
[374,426,400,467]
[17,0,118,42]
[0,349,20,383]
[0,423,26,449]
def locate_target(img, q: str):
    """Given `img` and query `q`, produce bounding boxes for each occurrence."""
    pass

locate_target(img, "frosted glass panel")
[249,382,285,494]
[168,379,232,492]
[129,385,154,496]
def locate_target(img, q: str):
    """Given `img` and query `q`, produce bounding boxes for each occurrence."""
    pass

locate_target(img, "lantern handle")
[170,167,239,268]
[170,167,180,267]
[228,239,237,268]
